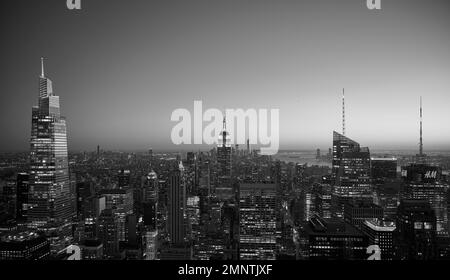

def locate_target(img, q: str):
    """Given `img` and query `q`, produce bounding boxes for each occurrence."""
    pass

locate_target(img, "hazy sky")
[1,0,449,152]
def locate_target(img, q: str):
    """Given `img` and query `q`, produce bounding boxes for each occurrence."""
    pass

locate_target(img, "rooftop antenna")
[40,57,45,77]
[222,116,227,147]
[223,115,226,131]
[342,88,346,136]
[419,96,423,157]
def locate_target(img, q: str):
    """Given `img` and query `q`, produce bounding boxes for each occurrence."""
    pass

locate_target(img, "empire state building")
[28,58,73,253]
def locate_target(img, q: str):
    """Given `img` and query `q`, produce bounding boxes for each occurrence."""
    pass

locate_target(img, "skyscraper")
[28,58,73,253]
[16,173,29,222]
[168,163,186,245]
[332,131,372,218]
[99,188,133,242]
[361,219,396,260]
[217,117,232,178]
[400,99,449,235]
[216,117,233,199]
[298,216,368,260]
[118,169,131,189]
[97,208,120,259]
[395,199,437,260]
[239,183,277,260]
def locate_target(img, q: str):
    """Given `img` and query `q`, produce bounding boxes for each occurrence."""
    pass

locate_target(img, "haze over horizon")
[1,0,450,153]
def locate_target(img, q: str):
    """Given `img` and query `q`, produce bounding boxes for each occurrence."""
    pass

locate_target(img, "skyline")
[1,0,450,152]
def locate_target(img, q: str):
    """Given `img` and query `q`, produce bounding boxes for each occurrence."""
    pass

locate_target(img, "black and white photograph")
[1,0,450,273]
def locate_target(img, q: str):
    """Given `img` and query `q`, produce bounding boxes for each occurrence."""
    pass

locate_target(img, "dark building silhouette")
[168,165,186,245]
[371,157,398,182]
[118,169,131,189]
[0,231,50,260]
[80,239,103,260]
[395,199,437,260]
[344,200,384,230]
[298,217,368,260]
[97,209,119,259]
[16,173,29,222]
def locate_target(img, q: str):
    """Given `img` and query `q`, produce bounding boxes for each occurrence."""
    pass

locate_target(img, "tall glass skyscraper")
[28,58,73,254]
[239,183,277,260]
[332,131,372,218]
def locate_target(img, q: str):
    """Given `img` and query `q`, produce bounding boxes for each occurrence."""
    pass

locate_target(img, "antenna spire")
[419,96,423,157]
[40,57,45,77]
[222,116,227,147]
[342,88,346,136]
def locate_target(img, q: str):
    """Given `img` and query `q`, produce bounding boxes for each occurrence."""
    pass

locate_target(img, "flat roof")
[363,220,396,232]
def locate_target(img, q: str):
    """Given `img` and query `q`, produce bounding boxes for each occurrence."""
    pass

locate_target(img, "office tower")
[406,182,448,235]
[143,230,158,260]
[96,145,100,156]
[304,191,316,221]
[437,234,450,260]
[28,58,73,253]
[298,216,368,260]
[16,173,29,222]
[186,196,200,236]
[222,205,239,260]
[395,199,437,260]
[100,188,133,242]
[344,200,384,230]
[278,200,296,259]
[401,164,448,235]
[332,131,372,218]
[143,202,157,229]
[97,209,119,259]
[239,183,277,260]
[118,169,131,189]
[168,165,186,245]
[316,149,321,159]
[141,171,159,259]
[294,163,306,186]
[290,194,305,225]
[76,181,95,219]
[1,180,16,220]
[83,217,97,240]
[0,231,50,260]
[402,164,441,183]
[194,197,226,260]
[186,152,195,165]
[371,157,398,183]
[125,214,137,246]
[216,117,233,199]
[374,181,401,221]
[314,184,333,219]
[143,171,158,203]
[362,219,396,260]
